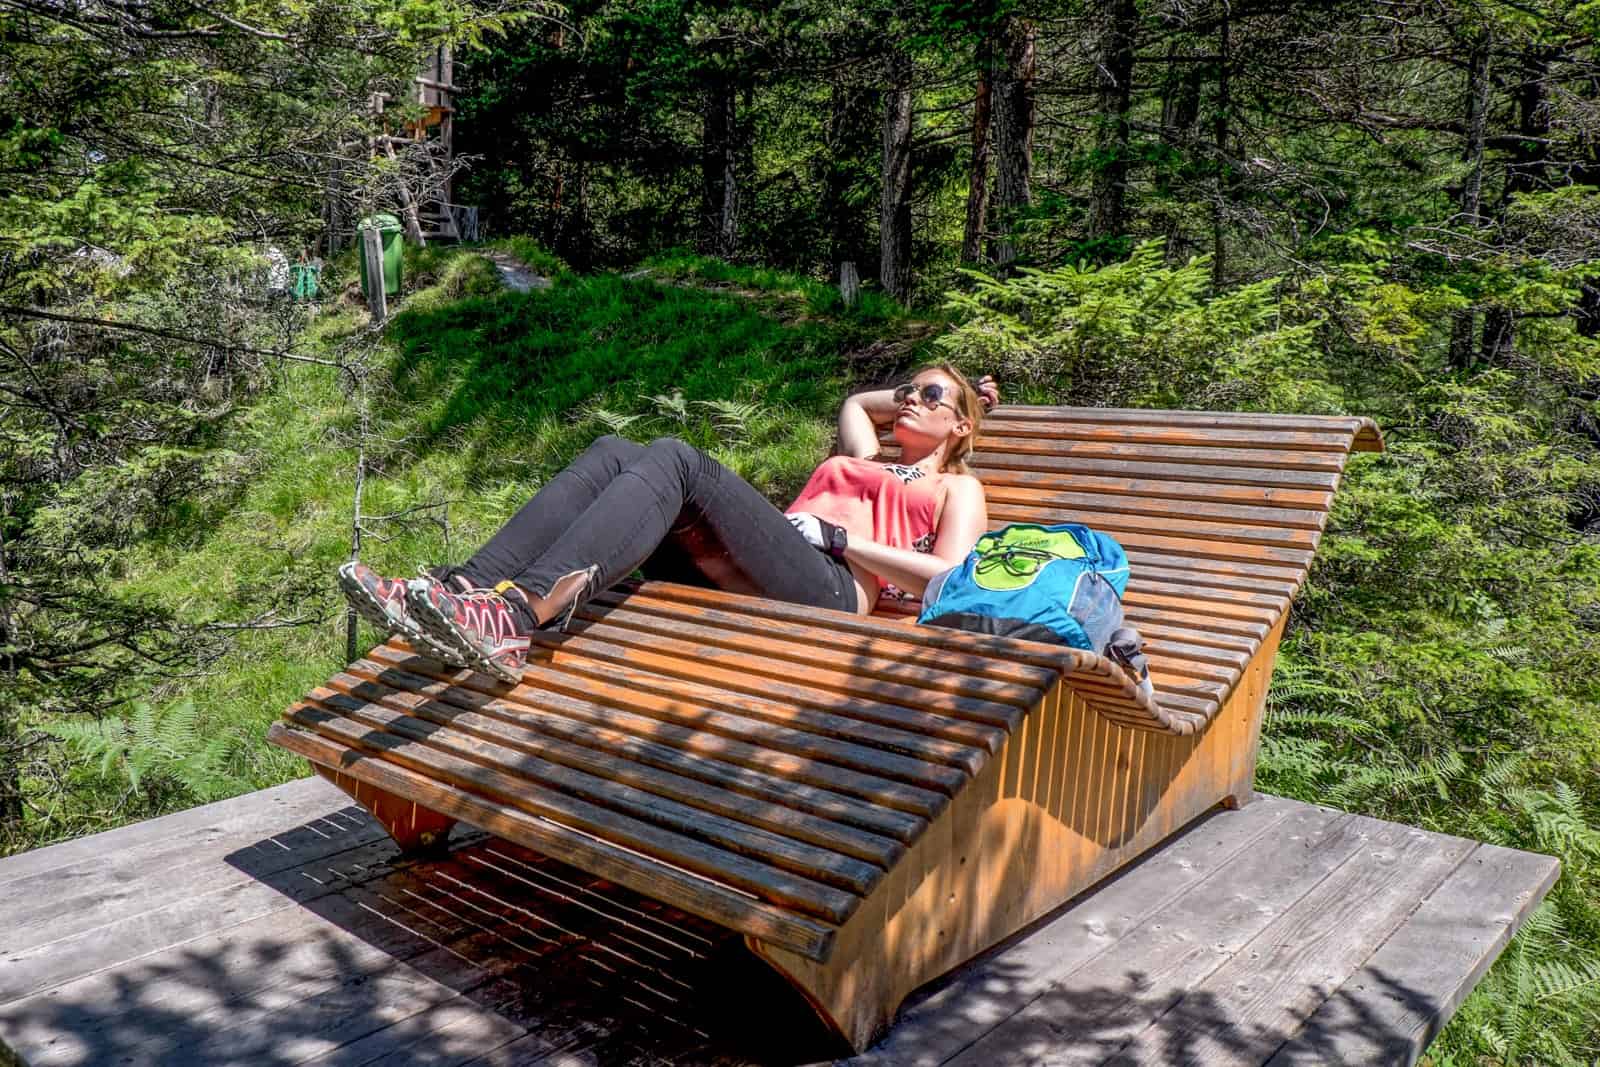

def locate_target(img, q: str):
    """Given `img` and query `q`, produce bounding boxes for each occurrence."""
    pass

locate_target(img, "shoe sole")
[337,563,467,667]
[404,578,525,685]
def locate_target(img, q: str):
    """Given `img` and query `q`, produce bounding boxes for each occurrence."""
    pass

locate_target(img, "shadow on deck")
[0,778,1557,1066]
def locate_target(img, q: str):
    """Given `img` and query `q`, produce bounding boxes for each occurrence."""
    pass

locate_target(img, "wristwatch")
[825,521,849,560]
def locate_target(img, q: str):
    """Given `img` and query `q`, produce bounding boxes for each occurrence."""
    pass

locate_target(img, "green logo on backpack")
[971,524,1088,591]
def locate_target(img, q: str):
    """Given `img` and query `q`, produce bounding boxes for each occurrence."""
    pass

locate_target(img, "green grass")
[25,242,885,840]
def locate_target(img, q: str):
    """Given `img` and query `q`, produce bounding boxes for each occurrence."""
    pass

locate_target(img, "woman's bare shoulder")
[940,472,987,510]
[944,472,986,496]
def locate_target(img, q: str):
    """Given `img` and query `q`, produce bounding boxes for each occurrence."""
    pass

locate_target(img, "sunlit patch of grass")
[88,240,876,809]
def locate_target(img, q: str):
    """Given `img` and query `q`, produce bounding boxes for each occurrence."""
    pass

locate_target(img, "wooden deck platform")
[0,776,1555,1066]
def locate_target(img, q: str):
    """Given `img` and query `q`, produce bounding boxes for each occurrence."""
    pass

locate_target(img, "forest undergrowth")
[17,242,1600,1063]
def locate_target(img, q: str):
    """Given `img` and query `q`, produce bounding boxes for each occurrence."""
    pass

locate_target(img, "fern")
[573,400,646,438]
[44,700,247,802]
[1266,658,1360,709]
[1451,904,1600,1065]
[644,389,690,423]
[694,398,761,439]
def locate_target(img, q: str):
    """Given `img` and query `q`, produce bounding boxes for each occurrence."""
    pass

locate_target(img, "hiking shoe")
[405,576,531,684]
[337,561,466,666]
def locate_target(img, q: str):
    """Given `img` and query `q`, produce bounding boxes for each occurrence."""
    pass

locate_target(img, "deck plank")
[938,808,1384,1066]
[1263,842,1562,1067]
[0,780,1555,1067]
[1102,819,1478,1065]
[847,795,1303,1067]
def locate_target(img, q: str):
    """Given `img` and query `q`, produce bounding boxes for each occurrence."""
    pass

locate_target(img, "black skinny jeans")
[446,435,859,615]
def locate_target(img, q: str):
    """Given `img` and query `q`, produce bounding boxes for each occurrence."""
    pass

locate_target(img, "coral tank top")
[786,456,943,590]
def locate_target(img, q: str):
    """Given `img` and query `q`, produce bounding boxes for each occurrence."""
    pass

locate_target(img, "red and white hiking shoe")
[337,561,467,666]
[404,576,531,684]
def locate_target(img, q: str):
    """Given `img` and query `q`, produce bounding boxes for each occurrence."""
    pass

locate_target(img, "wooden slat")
[266,724,838,961]
[321,669,906,868]
[977,418,1359,452]
[557,618,1008,757]
[990,404,1373,435]
[967,451,1342,491]
[1134,620,1260,656]
[1140,636,1251,670]
[629,581,1091,674]
[972,438,1347,473]
[983,484,1328,530]
[1148,673,1227,705]
[1129,580,1289,618]
[524,634,986,783]
[573,605,1031,727]
[1126,559,1299,601]
[988,503,1319,554]
[1140,654,1236,686]
[356,648,927,843]
[1123,605,1269,642]
[364,644,949,820]
[972,467,1336,511]
[1124,549,1306,589]
[541,616,1041,725]
[280,707,861,925]
[590,588,1055,690]
[1123,588,1281,626]
[298,690,884,896]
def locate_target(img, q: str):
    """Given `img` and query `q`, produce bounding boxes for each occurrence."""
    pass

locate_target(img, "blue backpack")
[918,522,1130,653]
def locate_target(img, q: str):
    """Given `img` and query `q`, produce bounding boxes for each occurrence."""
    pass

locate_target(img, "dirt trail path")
[482,250,551,292]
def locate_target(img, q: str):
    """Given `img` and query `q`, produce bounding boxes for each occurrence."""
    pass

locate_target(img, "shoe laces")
[551,564,600,634]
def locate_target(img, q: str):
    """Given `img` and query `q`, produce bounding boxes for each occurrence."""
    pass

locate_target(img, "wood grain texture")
[0,773,1555,1067]
[1263,842,1561,1067]
[264,404,1390,1052]
[752,638,1284,1051]
[267,722,839,960]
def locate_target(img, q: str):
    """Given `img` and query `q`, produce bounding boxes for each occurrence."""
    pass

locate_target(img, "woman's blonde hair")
[918,362,984,475]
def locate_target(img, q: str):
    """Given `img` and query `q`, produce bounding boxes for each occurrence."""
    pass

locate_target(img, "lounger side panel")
[750,638,1283,1051]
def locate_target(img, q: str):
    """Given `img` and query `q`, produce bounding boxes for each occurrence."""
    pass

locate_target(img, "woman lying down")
[339,365,1001,683]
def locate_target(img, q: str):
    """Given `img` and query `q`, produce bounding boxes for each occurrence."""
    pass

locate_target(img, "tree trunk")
[880,47,914,303]
[1579,284,1600,339]
[1210,5,1231,287]
[1504,50,1552,200]
[0,496,21,838]
[701,70,739,259]
[824,79,876,287]
[1160,41,1204,260]
[990,17,1036,269]
[1480,48,1550,366]
[839,261,860,308]
[962,35,994,266]
[1087,0,1136,252]
[1450,40,1491,371]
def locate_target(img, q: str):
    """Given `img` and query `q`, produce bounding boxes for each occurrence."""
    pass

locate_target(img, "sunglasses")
[893,381,959,413]
[975,547,1060,579]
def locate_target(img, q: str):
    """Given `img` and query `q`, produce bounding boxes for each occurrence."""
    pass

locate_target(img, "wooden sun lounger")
[267,405,1383,1052]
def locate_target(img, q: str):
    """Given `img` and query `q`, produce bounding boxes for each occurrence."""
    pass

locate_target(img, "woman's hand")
[976,375,1000,412]
[787,512,838,552]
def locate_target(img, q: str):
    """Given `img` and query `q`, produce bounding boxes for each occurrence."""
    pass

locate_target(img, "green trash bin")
[357,213,403,298]
[290,261,320,302]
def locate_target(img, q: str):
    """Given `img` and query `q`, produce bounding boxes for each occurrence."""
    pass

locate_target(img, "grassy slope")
[92,244,924,814]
